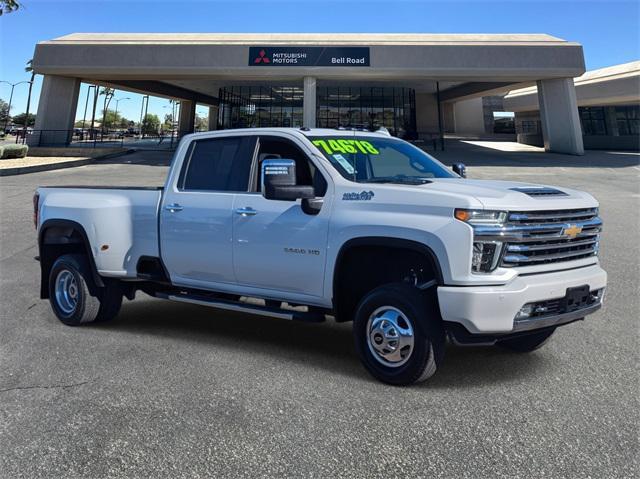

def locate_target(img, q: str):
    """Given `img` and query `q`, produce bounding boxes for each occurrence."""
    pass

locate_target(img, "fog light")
[590,289,605,304]
[516,304,534,320]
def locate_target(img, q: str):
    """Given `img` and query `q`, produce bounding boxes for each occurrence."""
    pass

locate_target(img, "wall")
[415,93,439,134]
[452,97,485,134]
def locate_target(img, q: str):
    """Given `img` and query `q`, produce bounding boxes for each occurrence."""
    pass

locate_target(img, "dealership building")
[32,33,589,154]
[504,61,639,151]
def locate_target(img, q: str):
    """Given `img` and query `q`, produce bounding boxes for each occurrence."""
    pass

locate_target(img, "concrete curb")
[0,149,135,176]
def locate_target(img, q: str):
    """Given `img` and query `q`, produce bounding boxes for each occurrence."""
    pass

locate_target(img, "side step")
[156,292,326,323]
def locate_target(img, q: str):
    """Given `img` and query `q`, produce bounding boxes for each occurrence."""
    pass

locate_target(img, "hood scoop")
[510,186,568,197]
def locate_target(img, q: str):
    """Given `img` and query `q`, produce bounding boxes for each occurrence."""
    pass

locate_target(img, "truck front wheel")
[49,254,122,326]
[353,283,445,386]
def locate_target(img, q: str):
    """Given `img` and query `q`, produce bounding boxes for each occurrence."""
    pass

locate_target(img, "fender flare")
[38,219,105,298]
[332,236,444,308]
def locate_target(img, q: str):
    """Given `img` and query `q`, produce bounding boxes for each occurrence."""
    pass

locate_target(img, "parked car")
[34,128,607,385]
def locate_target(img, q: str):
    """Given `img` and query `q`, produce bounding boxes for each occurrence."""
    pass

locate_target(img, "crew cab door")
[232,135,331,297]
[160,135,256,288]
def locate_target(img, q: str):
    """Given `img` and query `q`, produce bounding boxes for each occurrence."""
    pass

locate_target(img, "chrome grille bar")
[474,209,602,268]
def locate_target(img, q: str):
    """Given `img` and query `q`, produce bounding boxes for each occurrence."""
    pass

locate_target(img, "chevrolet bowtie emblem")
[562,224,583,239]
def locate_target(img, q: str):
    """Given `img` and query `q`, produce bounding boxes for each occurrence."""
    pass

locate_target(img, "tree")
[11,112,35,127]
[163,113,174,131]
[195,114,209,132]
[141,113,160,135]
[0,0,21,15]
[23,59,36,134]
[0,99,9,125]
[99,87,115,132]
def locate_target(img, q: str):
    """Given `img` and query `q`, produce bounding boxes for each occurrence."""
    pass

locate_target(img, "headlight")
[472,241,503,273]
[455,209,507,273]
[454,209,507,225]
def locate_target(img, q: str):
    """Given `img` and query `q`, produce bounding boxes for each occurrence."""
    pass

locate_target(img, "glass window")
[181,137,254,191]
[308,135,455,184]
[615,105,640,136]
[579,107,607,136]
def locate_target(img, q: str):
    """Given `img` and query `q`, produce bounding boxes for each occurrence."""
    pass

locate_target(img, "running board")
[156,292,326,323]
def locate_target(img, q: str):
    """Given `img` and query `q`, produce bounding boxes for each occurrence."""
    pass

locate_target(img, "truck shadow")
[93,297,553,387]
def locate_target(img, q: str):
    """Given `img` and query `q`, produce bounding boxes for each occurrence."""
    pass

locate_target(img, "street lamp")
[0,80,32,133]
[113,97,130,130]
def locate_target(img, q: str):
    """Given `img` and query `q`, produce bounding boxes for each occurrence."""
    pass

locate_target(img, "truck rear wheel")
[353,283,445,386]
[497,328,556,353]
[49,254,122,326]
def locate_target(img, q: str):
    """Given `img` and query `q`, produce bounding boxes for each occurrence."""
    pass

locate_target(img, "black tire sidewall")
[48,256,94,326]
[353,283,444,385]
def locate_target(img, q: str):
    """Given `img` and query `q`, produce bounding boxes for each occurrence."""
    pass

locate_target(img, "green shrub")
[0,146,3,158]
[1,144,28,159]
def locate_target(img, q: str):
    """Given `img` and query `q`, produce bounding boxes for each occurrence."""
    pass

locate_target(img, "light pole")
[139,95,149,138]
[113,97,130,130]
[0,80,32,133]
[81,85,96,133]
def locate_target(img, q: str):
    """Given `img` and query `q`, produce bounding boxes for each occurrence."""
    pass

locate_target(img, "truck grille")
[502,208,600,267]
[474,208,602,268]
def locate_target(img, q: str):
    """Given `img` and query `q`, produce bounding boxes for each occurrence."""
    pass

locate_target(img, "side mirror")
[452,162,467,178]
[262,159,315,201]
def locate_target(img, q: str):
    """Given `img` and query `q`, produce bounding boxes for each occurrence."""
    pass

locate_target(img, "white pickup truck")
[35,128,607,385]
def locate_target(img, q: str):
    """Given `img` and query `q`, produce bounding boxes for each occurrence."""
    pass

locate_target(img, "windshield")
[308,135,456,184]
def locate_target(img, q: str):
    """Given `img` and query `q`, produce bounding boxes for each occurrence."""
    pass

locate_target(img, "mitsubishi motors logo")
[254,49,270,64]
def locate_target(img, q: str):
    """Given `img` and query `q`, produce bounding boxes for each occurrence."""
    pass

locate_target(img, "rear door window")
[180,136,256,191]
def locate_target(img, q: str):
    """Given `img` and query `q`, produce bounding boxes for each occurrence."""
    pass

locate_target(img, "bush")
[0,144,28,159]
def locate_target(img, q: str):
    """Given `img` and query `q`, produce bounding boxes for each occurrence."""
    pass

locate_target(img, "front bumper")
[437,264,607,334]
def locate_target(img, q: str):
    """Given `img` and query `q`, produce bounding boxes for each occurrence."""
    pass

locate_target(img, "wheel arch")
[38,219,104,299]
[331,237,444,322]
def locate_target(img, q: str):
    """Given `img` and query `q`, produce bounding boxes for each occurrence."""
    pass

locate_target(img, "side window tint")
[182,137,253,191]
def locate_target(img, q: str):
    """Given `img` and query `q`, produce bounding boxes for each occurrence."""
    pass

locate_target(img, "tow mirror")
[452,162,467,178]
[262,159,315,201]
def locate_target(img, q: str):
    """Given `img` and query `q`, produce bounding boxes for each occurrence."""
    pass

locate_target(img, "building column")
[208,106,218,131]
[537,78,584,155]
[303,76,316,128]
[30,75,81,146]
[178,100,196,136]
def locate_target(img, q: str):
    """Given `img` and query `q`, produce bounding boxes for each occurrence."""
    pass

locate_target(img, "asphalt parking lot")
[1,143,638,478]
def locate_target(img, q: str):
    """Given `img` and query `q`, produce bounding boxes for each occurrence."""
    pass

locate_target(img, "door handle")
[235,207,257,216]
[165,203,183,212]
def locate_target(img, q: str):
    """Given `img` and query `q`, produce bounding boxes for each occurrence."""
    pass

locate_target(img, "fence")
[15,129,183,150]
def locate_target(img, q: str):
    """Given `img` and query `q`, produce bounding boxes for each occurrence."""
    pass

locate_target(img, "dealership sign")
[249,47,370,67]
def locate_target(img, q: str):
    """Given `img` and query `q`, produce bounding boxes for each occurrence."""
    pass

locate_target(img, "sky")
[0,0,638,124]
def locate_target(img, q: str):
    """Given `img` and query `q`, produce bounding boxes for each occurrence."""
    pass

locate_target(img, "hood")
[426,178,598,210]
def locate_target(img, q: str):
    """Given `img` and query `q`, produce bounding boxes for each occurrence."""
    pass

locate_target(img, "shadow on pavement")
[96,149,174,167]
[425,140,640,168]
[92,296,549,386]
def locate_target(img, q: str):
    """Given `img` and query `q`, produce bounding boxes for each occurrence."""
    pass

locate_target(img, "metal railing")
[14,129,183,149]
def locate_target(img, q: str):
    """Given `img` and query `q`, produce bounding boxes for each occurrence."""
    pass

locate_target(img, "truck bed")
[37,186,164,278]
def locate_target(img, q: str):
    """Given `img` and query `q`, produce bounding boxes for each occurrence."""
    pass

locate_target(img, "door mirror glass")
[262,159,315,201]
[452,162,467,178]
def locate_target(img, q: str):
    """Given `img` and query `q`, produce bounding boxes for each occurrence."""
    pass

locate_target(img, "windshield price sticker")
[312,139,379,155]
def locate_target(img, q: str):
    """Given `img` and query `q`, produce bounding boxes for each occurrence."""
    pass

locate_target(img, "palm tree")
[99,87,115,133]
[0,0,21,15]
[22,59,35,141]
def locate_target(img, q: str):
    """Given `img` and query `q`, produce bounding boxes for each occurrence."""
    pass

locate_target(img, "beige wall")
[452,97,485,134]
[415,93,439,133]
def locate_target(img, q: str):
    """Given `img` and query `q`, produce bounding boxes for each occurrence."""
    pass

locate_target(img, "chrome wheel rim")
[366,306,415,368]
[55,270,79,316]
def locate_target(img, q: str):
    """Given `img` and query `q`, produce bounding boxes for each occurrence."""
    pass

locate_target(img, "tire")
[48,254,122,326]
[353,283,445,386]
[497,328,556,353]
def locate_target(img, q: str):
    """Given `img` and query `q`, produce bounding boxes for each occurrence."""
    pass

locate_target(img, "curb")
[0,149,135,176]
